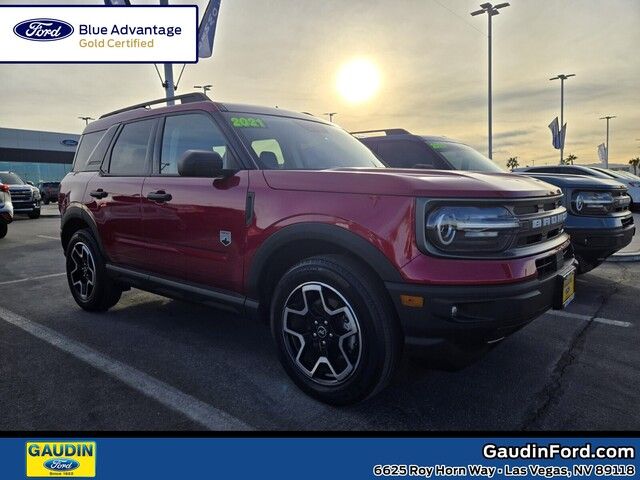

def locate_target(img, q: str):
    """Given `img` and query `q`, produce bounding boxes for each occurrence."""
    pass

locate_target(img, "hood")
[263,168,561,199]
[516,172,626,190]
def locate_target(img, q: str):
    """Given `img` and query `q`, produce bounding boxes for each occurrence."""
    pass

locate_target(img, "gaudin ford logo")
[14,19,74,42]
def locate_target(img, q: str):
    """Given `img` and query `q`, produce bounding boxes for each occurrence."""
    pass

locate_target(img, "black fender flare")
[246,222,404,299]
[60,204,108,259]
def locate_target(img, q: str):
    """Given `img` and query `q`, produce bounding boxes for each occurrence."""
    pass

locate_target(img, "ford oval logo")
[14,19,74,42]
[43,458,80,471]
[61,139,79,147]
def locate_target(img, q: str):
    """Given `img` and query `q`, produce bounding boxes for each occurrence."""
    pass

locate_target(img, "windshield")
[591,167,628,180]
[223,113,385,170]
[424,140,504,173]
[0,172,25,185]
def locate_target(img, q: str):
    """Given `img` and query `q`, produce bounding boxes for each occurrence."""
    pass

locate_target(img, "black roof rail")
[99,92,210,119]
[350,128,411,137]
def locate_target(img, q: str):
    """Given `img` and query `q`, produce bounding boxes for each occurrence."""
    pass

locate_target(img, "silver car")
[0,180,13,239]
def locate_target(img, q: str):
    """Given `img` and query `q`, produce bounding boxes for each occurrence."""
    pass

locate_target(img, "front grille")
[507,196,566,249]
[535,244,573,277]
[9,189,32,202]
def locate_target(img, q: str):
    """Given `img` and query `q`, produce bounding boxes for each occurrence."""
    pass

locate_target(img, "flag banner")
[560,123,567,150]
[5,437,639,479]
[598,143,607,164]
[197,0,221,58]
[548,117,561,149]
[104,0,131,5]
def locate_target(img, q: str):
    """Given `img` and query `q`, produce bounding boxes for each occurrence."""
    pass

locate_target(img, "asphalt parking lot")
[1,208,639,431]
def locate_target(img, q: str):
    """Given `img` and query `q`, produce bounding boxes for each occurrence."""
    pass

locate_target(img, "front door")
[141,112,248,292]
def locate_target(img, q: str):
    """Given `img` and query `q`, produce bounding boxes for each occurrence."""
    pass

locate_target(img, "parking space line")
[37,235,59,240]
[0,306,252,431]
[545,310,632,328]
[0,272,66,286]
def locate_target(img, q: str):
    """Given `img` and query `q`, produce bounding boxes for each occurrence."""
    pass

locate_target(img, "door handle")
[147,190,172,203]
[89,189,108,199]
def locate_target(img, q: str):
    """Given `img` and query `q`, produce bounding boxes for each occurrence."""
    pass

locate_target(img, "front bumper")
[386,255,576,351]
[569,223,635,259]
[12,200,40,213]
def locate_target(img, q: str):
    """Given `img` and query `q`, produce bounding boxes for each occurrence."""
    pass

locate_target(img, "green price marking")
[231,117,267,128]
[429,143,446,149]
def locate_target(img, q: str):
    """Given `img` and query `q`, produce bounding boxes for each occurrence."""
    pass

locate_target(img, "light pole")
[550,74,575,164]
[599,115,616,168]
[159,0,175,105]
[78,116,94,126]
[324,112,337,122]
[194,84,212,95]
[471,2,510,160]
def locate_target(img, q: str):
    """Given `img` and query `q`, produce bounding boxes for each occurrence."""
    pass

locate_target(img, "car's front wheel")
[28,209,40,219]
[271,255,401,405]
[66,229,122,311]
[0,223,7,239]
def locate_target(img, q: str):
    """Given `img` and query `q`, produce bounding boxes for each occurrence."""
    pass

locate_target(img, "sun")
[336,58,381,104]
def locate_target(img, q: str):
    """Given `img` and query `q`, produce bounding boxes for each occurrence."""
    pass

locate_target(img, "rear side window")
[73,131,104,172]
[160,113,236,174]
[378,140,438,169]
[109,120,155,175]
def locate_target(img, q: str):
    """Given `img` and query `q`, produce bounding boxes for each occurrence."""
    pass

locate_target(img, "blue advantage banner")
[2,437,638,479]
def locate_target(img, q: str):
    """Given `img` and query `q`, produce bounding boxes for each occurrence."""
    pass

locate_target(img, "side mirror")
[178,150,227,178]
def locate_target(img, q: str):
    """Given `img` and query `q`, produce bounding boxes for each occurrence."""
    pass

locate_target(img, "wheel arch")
[60,205,107,259]
[247,223,404,314]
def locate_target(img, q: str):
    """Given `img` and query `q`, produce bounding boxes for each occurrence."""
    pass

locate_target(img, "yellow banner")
[26,442,96,477]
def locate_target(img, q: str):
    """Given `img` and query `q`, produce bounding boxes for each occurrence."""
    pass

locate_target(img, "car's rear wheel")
[28,209,40,219]
[0,223,7,239]
[271,254,401,405]
[66,229,121,311]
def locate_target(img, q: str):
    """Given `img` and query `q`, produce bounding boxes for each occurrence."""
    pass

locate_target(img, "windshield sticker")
[231,117,266,128]
[429,143,446,149]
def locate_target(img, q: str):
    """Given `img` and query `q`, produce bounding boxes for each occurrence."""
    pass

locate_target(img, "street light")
[194,84,212,95]
[78,116,94,126]
[599,115,616,168]
[550,74,575,164]
[471,2,510,160]
[324,112,338,122]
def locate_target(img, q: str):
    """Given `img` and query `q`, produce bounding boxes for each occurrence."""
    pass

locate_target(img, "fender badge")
[219,231,232,246]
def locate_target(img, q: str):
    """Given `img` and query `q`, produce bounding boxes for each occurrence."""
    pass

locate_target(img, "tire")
[44,198,50,205]
[65,228,122,312]
[0,223,7,239]
[28,209,41,219]
[271,254,402,405]
[576,255,601,275]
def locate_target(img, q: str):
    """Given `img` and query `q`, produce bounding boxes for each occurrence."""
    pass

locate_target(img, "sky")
[0,0,638,169]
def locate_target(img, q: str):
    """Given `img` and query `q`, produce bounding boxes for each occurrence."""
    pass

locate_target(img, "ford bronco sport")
[59,94,576,405]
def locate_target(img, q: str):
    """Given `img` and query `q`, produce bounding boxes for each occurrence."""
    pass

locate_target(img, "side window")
[377,140,436,169]
[109,120,154,175]
[73,131,104,172]
[160,113,236,175]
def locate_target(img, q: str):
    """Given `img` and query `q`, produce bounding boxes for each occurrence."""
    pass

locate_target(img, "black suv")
[356,129,635,273]
[0,172,41,219]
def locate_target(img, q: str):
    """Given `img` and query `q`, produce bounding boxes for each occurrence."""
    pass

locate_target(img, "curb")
[607,252,640,263]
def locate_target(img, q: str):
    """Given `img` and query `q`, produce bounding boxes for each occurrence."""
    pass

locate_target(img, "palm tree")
[566,154,577,165]
[506,156,519,171]
[629,157,640,175]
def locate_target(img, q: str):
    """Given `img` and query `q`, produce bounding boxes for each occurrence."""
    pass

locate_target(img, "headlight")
[572,191,615,215]
[425,206,520,252]
[32,189,41,200]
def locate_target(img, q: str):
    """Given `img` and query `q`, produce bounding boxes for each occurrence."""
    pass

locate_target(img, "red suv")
[59,94,576,404]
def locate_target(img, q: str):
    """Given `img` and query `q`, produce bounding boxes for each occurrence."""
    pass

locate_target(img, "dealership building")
[0,127,79,183]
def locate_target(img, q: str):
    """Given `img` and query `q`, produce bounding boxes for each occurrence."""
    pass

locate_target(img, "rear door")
[141,112,248,292]
[86,118,156,269]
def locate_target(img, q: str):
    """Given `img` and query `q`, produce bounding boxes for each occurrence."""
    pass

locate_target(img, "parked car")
[60,94,576,405]
[0,172,41,219]
[0,180,13,239]
[355,129,635,273]
[516,165,640,210]
[37,181,61,205]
